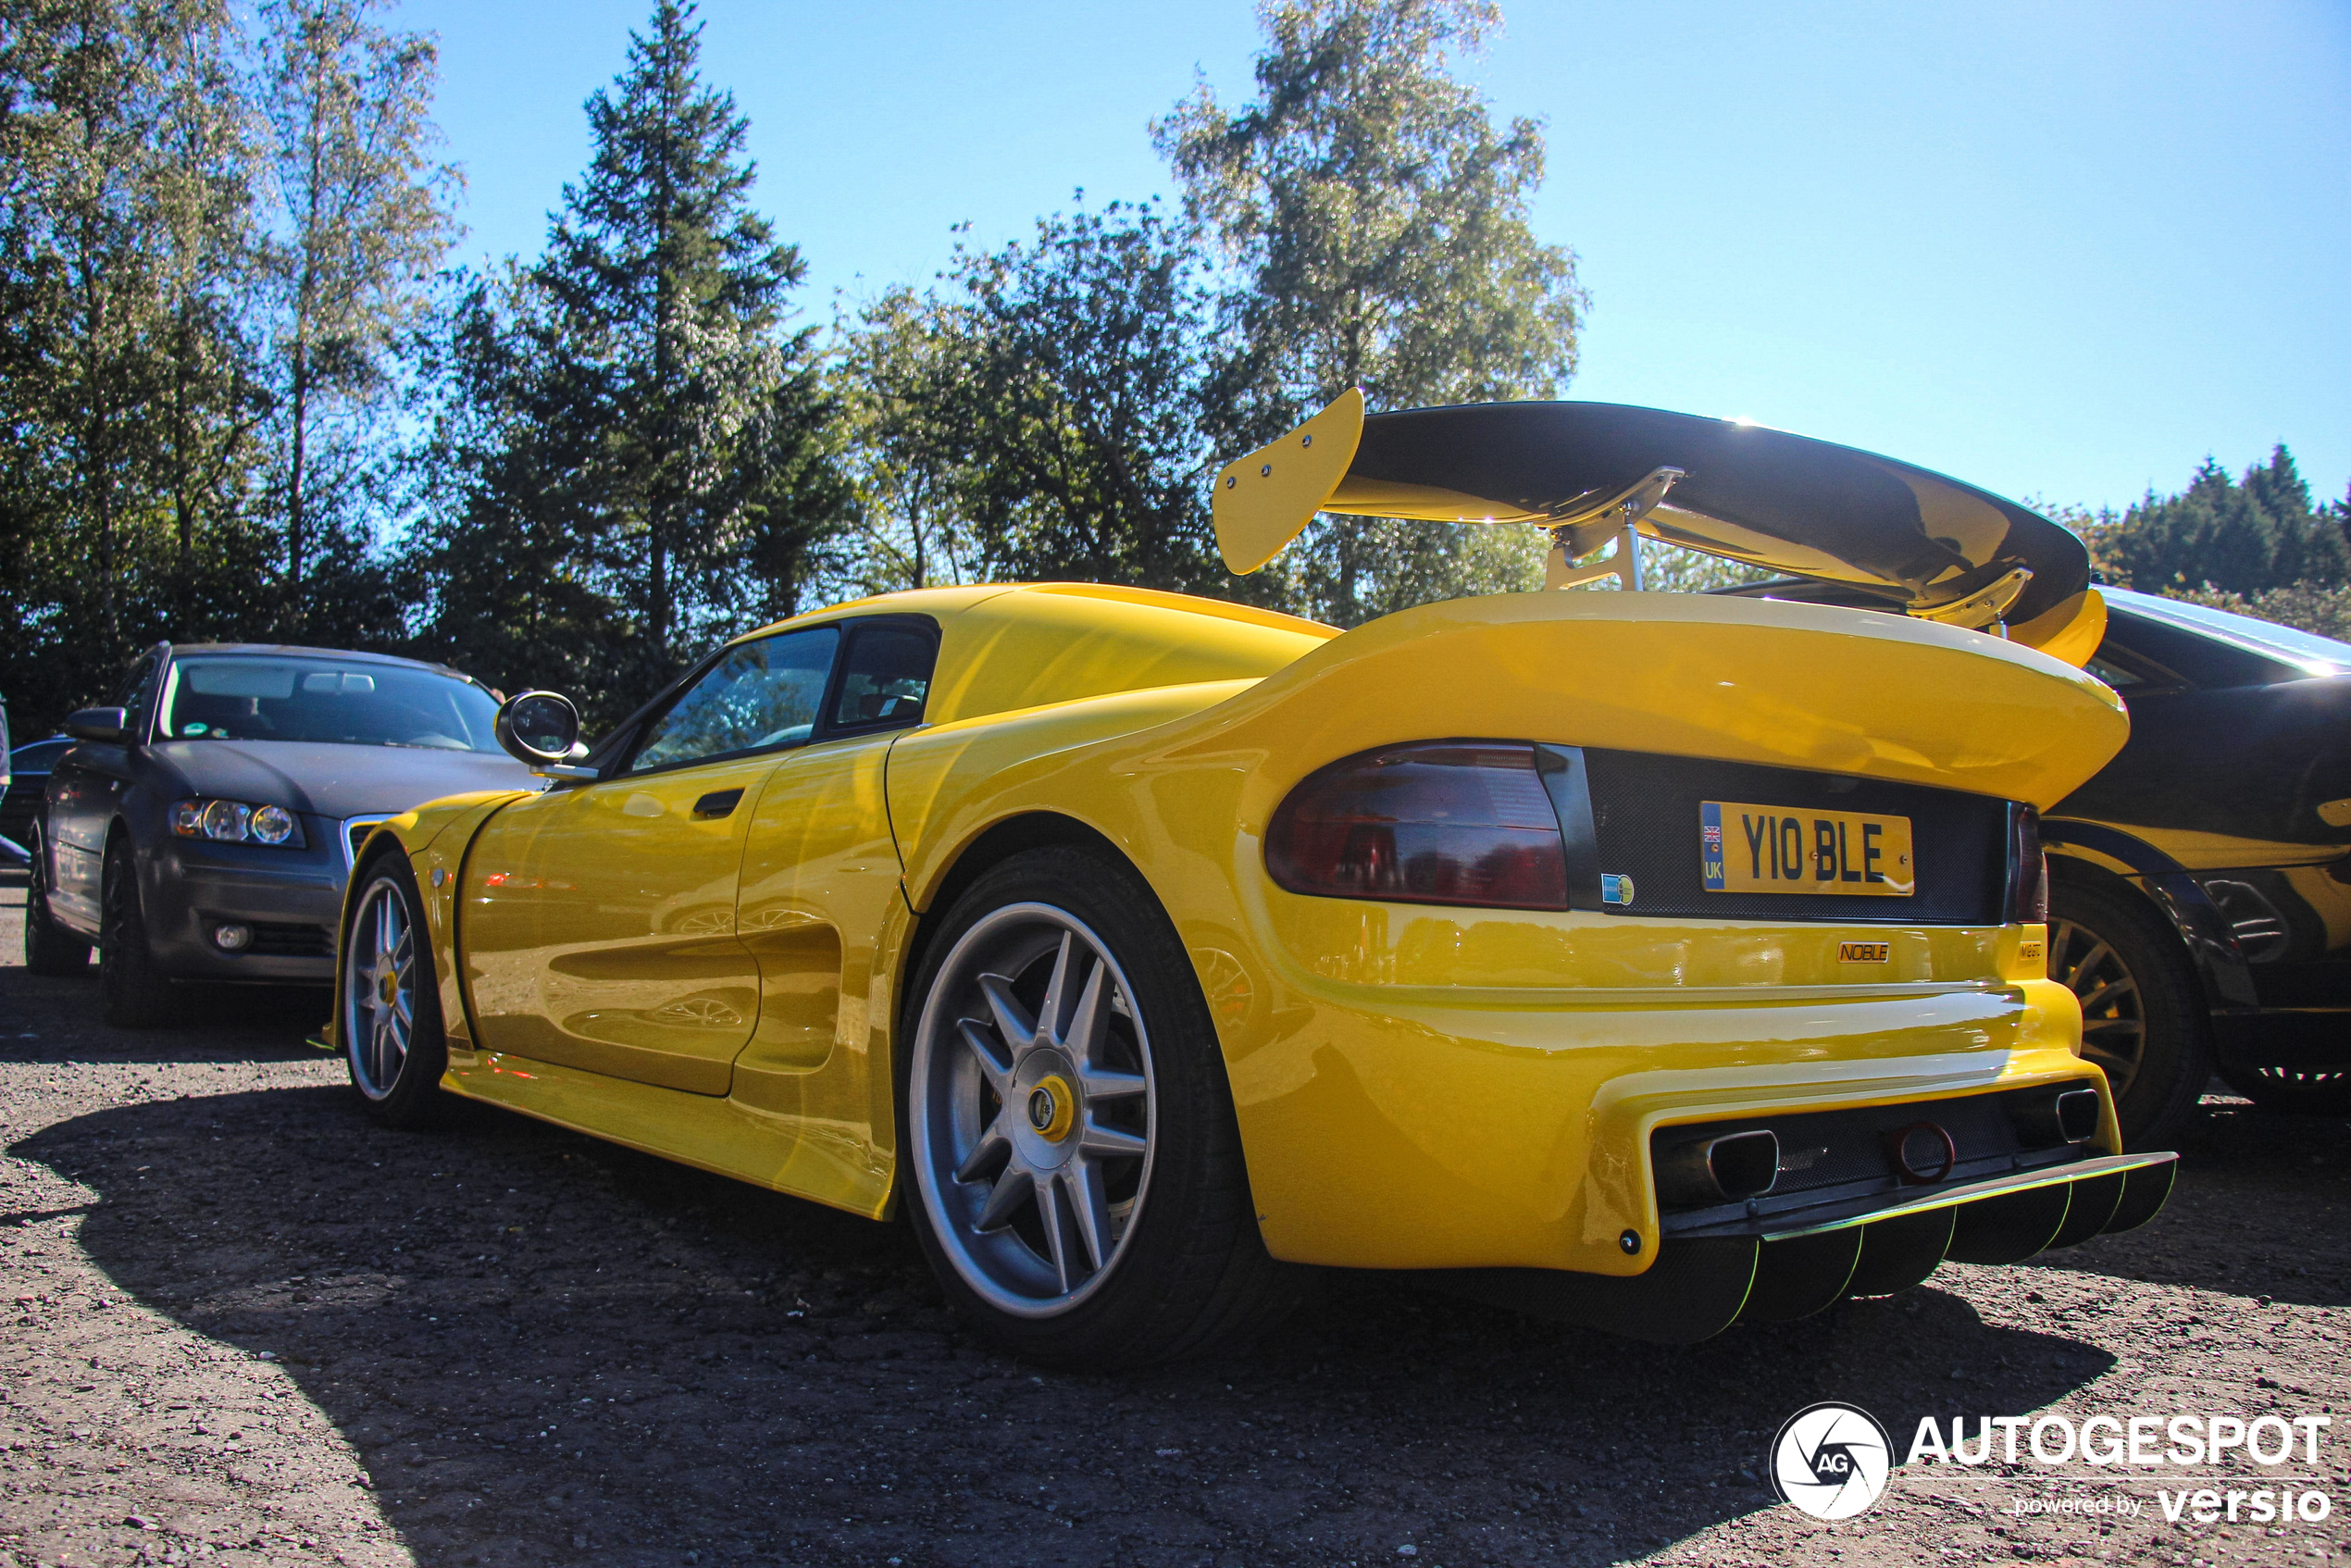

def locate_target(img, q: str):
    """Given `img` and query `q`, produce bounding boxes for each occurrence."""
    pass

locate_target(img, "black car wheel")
[899,845,1306,1369]
[2217,1065,2351,1117]
[2048,878,2209,1150]
[341,857,448,1127]
[21,827,91,977]
[98,840,173,1028]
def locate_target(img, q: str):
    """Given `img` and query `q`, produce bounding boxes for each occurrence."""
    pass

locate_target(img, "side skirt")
[440,1052,892,1222]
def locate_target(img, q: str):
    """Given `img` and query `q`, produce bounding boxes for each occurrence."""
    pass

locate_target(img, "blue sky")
[396,0,2350,516]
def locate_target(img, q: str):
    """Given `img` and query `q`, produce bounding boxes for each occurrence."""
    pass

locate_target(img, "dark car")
[3,736,70,855]
[0,697,15,868]
[22,642,538,1025]
[2043,588,2351,1142]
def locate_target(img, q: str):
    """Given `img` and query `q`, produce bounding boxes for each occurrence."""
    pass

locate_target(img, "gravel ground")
[0,881,2345,1568]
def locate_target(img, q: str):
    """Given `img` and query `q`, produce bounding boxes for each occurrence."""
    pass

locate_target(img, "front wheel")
[99,843,172,1027]
[899,846,1304,1368]
[22,827,91,977]
[342,858,448,1127]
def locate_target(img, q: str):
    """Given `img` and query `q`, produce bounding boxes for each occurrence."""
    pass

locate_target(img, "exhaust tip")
[1657,1128,1781,1206]
[2007,1085,2103,1147]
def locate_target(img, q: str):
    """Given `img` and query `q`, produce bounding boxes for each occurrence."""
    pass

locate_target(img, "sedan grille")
[342,816,389,872]
[249,921,333,958]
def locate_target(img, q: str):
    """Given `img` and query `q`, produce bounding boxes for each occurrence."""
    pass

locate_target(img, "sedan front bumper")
[143,837,343,980]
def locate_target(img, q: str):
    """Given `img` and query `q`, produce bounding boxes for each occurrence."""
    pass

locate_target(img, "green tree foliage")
[1157,0,1586,624]
[834,202,1229,604]
[399,1,849,728]
[256,0,458,630]
[0,0,275,734]
[2091,446,2349,596]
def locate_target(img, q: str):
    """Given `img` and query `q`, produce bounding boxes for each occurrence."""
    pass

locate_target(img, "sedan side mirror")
[64,706,130,746]
[493,691,596,778]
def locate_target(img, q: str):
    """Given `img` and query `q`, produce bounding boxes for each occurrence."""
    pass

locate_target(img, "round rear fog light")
[213,923,253,952]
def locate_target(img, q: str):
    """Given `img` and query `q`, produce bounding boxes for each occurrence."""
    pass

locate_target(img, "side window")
[628,627,840,774]
[831,623,936,732]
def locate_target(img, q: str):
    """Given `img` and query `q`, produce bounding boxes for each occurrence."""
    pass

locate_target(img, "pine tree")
[1156,0,1585,625]
[2107,446,2348,596]
[529,0,846,714]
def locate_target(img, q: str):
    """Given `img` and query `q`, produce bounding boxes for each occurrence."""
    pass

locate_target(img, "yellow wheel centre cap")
[1026,1074,1076,1142]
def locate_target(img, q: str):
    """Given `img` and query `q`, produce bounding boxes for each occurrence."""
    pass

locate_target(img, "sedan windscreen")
[159,657,504,752]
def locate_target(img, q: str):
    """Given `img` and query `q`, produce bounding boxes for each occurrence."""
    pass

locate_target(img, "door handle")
[690,789,743,820]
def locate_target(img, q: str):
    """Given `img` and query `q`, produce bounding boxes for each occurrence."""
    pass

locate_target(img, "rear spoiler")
[1211,392,2104,666]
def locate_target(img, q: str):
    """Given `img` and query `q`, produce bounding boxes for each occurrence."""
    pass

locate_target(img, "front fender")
[328,789,532,1057]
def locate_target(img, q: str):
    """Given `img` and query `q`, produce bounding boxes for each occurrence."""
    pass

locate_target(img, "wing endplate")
[1213,390,1365,575]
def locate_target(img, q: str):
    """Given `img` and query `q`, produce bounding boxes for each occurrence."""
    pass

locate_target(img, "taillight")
[2009,803,2047,923]
[1265,742,1570,909]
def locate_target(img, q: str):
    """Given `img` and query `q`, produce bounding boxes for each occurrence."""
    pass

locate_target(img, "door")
[729,619,939,1211]
[46,653,160,931]
[460,626,840,1094]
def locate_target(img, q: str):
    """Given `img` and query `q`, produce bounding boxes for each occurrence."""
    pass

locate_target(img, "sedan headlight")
[170,798,304,848]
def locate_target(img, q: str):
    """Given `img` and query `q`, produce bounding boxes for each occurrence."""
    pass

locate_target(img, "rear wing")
[1211,392,2104,666]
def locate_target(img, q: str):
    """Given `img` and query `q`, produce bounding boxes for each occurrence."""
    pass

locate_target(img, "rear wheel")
[2047,878,2209,1150]
[98,842,172,1027]
[899,845,1304,1369]
[21,827,91,977]
[342,858,447,1127]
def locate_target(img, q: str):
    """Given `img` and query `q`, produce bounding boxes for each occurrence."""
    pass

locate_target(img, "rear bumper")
[1404,1151,2176,1343]
[1235,960,2107,1276]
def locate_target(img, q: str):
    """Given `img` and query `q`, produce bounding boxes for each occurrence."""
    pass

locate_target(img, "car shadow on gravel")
[14,1065,2144,1568]
[2015,1095,2351,1312]
[0,957,328,1065]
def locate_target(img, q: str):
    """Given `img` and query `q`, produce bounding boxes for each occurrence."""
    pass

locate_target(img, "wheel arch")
[2045,820,2258,1018]
[893,810,1140,1039]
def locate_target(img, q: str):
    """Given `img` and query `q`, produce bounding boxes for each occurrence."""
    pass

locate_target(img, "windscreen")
[159,656,503,752]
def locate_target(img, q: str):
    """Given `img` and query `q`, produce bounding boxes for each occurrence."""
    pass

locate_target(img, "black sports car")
[23,642,537,1025]
[2045,588,2351,1141]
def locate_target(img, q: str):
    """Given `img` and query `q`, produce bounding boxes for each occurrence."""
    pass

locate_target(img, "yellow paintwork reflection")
[336,580,2129,1269]
[459,758,775,1094]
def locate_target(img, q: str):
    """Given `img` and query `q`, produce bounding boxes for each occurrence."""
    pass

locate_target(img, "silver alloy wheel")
[2051,916,2144,1097]
[344,878,417,1101]
[908,902,1157,1318]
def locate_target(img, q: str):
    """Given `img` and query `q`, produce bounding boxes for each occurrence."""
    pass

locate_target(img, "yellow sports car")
[331,394,2174,1367]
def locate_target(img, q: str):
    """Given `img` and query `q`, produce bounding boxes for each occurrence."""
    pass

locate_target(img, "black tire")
[2217,1065,2351,1117]
[21,826,91,977]
[2048,877,2210,1151]
[897,844,1308,1369]
[98,840,174,1028]
[341,855,448,1128]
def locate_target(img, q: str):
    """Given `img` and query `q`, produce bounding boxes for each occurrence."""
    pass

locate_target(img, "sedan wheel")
[99,844,172,1027]
[342,860,447,1126]
[2049,915,2146,1099]
[900,846,1305,1368]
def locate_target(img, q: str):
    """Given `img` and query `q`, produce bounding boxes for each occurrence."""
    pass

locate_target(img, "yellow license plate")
[1700,801,1915,896]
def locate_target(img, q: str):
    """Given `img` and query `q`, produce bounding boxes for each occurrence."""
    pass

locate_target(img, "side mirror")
[65,706,130,746]
[493,691,595,778]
